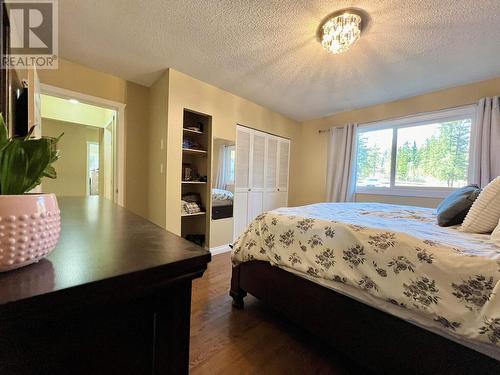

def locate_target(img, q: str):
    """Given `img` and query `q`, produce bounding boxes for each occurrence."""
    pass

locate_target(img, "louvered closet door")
[234,127,291,239]
[265,137,278,190]
[233,191,248,240]
[251,132,266,190]
[263,136,279,211]
[277,139,290,207]
[235,128,251,190]
[248,132,266,222]
[234,127,251,239]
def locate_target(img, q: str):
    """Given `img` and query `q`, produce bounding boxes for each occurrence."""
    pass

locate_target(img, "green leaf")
[43,164,57,179]
[0,141,29,194]
[0,113,9,149]
[20,138,52,188]
[0,112,63,194]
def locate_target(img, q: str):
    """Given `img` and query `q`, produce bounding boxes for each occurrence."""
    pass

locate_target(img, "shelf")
[182,148,207,156]
[183,128,205,136]
[181,108,211,246]
[181,211,206,217]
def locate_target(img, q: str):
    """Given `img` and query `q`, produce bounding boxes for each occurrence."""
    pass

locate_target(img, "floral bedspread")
[232,203,500,351]
[212,188,234,201]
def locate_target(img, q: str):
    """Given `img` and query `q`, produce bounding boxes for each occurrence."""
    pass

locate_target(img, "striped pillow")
[462,176,500,233]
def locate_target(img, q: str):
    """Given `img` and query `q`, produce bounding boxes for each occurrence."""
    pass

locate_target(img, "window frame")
[355,105,477,198]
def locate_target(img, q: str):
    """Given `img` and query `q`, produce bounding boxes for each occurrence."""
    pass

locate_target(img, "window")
[225,145,236,184]
[355,106,476,197]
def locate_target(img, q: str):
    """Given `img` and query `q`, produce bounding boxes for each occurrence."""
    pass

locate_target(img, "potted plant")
[0,114,62,272]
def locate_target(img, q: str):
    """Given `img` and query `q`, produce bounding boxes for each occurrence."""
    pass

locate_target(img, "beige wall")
[291,77,500,207]
[41,118,101,196]
[37,59,300,234]
[37,58,150,217]
[123,83,150,217]
[145,69,300,246]
[147,72,169,227]
[210,218,234,248]
[37,59,499,228]
[167,69,301,242]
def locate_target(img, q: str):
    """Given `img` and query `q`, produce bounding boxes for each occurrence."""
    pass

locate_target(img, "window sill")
[355,187,455,198]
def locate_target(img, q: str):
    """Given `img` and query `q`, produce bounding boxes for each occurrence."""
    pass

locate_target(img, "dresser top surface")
[0,197,210,311]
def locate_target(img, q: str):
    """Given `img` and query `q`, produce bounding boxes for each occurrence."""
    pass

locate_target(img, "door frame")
[85,141,99,196]
[40,83,126,206]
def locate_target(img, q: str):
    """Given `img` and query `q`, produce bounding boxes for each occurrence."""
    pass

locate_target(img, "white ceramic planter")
[0,194,60,272]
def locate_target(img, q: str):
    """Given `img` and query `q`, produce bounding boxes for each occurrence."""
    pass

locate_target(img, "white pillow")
[492,218,500,245]
[462,176,500,233]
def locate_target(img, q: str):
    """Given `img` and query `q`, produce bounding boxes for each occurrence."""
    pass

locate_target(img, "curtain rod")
[317,102,478,134]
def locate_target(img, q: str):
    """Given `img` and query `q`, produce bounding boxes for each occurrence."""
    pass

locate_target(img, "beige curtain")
[469,97,500,187]
[326,123,358,202]
[216,144,227,190]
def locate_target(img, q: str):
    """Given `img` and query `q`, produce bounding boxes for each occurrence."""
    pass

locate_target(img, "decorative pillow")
[492,218,500,245]
[436,185,481,227]
[183,201,201,214]
[462,176,500,233]
[181,200,201,214]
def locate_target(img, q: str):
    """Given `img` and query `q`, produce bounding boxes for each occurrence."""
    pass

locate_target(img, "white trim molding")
[357,105,477,132]
[85,141,99,196]
[39,83,126,206]
[210,244,232,255]
[355,104,477,198]
[356,187,456,198]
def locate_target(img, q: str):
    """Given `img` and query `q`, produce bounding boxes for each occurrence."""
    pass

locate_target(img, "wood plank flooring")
[189,252,367,374]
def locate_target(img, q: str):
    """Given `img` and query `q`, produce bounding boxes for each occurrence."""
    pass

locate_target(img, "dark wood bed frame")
[230,261,500,374]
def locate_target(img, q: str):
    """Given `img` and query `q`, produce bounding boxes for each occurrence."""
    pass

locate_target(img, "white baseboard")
[210,244,232,255]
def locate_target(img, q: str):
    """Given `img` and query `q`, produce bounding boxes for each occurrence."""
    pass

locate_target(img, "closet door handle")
[248,188,251,192]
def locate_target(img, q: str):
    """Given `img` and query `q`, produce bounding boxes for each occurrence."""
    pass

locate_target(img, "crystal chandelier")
[320,11,363,54]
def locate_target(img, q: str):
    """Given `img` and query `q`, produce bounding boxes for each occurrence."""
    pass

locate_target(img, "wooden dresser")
[0,197,211,374]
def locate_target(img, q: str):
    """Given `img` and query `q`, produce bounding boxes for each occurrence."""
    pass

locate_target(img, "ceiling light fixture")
[319,9,365,54]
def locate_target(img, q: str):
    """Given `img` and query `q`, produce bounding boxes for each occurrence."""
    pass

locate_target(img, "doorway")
[38,84,125,204]
[39,92,119,201]
[86,142,99,195]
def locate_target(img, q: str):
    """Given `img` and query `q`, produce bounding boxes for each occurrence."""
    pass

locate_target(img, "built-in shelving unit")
[181,109,212,249]
[182,148,207,156]
[181,211,206,217]
[183,128,205,136]
[182,181,207,184]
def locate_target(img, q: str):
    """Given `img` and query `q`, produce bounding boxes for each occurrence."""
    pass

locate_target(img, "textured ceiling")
[58,0,500,121]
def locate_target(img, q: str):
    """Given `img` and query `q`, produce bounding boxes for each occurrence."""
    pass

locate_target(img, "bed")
[230,202,500,374]
[211,188,233,220]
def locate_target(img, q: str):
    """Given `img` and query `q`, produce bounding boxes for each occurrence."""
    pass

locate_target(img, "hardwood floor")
[189,252,367,374]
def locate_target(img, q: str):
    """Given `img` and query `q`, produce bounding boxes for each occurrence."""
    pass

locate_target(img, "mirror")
[211,138,235,221]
